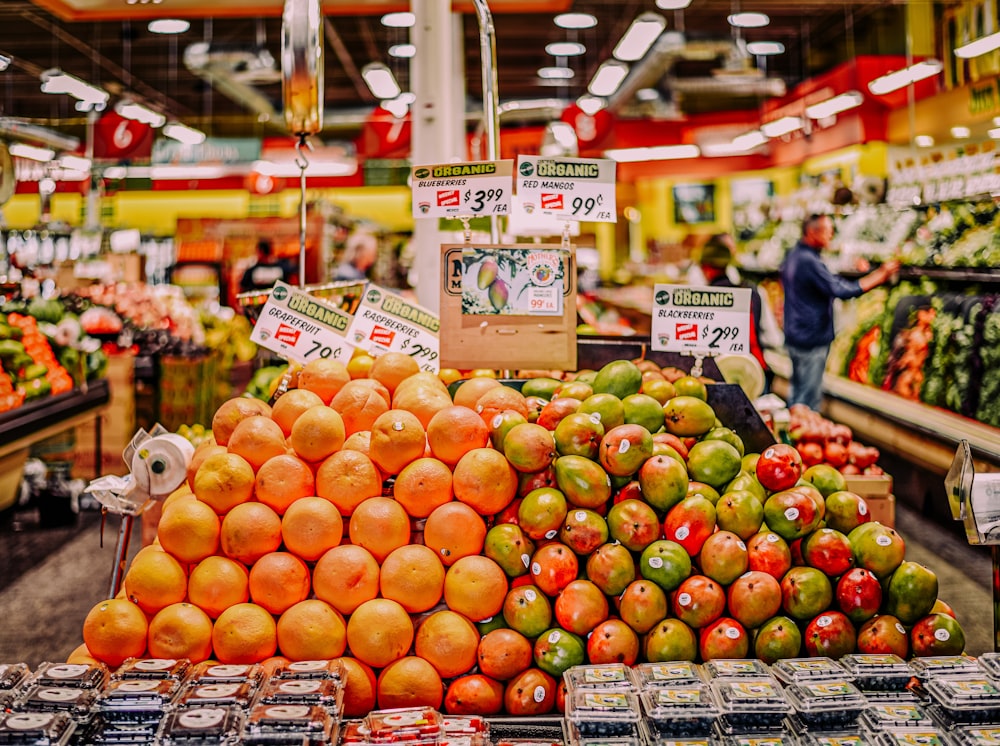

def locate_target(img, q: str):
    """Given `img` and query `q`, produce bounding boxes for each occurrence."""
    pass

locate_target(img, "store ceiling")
[2,0,912,147]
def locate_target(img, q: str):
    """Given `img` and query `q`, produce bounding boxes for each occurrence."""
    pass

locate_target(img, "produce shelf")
[0,379,110,461]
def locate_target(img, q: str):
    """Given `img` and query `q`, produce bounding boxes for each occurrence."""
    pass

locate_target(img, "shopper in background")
[781,213,900,410]
[239,239,296,293]
[698,233,775,392]
[334,229,378,282]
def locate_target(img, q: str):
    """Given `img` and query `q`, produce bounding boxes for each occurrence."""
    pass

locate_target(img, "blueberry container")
[272,660,346,682]
[635,718,716,746]
[113,658,191,682]
[0,664,30,692]
[837,653,912,691]
[634,663,706,689]
[241,703,339,745]
[925,676,1000,726]
[566,690,642,737]
[188,662,266,686]
[859,701,938,732]
[562,718,643,746]
[84,717,164,744]
[156,704,245,744]
[14,685,99,722]
[564,664,638,693]
[96,679,181,723]
[176,680,259,710]
[365,706,443,742]
[909,655,979,680]
[703,660,772,680]
[708,678,791,732]
[640,684,719,737]
[30,661,108,690]
[0,711,76,746]
[771,657,848,685]
[715,728,793,745]
[782,679,868,729]
[873,729,953,745]
[978,653,1000,680]
[797,732,871,746]
[256,678,344,711]
[860,690,921,704]
[951,725,1000,745]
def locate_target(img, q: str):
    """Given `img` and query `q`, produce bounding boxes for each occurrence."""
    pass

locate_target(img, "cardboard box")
[844,474,893,497]
[864,494,896,528]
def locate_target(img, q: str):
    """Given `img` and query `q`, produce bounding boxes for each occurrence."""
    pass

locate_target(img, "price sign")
[650,284,752,355]
[516,155,617,222]
[459,247,566,316]
[411,160,513,218]
[347,285,441,372]
[249,281,355,364]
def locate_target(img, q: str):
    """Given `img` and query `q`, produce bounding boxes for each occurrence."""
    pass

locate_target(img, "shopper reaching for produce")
[780,213,900,411]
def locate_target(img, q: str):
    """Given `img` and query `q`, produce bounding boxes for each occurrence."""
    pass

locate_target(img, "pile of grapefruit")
[72,352,962,717]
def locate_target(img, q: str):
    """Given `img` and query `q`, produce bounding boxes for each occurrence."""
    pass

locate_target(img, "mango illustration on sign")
[461,248,564,316]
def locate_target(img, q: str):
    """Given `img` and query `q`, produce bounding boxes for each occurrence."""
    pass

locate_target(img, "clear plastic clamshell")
[0,711,76,746]
[188,662,266,686]
[702,660,772,680]
[441,716,489,736]
[951,725,1000,745]
[177,680,259,710]
[925,676,1000,727]
[859,701,938,732]
[771,657,848,685]
[633,662,705,689]
[908,654,979,680]
[256,678,344,710]
[30,661,108,690]
[0,664,31,691]
[978,652,1000,680]
[242,703,339,744]
[708,677,791,732]
[272,659,345,682]
[639,684,719,738]
[113,658,191,682]
[156,705,245,744]
[797,733,871,746]
[14,685,99,722]
[563,664,637,693]
[365,707,443,743]
[565,690,641,737]
[96,679,181,721]
[716,731,792,746]
[873,730,952,745]
[339,720,371,744]
[562,718,642,746]
[782,680,868,729]
[837,653,913,691]
[87,719,164,744]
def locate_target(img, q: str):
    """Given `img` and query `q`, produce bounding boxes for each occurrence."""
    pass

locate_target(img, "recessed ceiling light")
[746,41,784,55]
[728,12,770,28]
[636,88,660,101]
[990,127,1000,139]
[362,62,401,100]
[389,44,416,58]
[951,126,971,138]
[589,60,629,97]
[554,13,597,29]
[656,0,692,9]
[148,19,190,34]
[577,95,606,115]
[546,42,586,57]
[381,12,415,28]
[915,135,935,147]
[613,13,666,62]
[538,67,574,80]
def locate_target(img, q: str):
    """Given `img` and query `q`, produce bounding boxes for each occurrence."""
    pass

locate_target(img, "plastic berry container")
[96,679,181,723]
[339,720,371,744]
[702,660,772,680]
[563,664,637,693]
[242,703,339,745]
[771,657,848,685]
[873,729,952,745]
[859,701,938,732]
[562,718,642,746]
[14,685,100,722]
[782,679,868,729]
[838,653,913,691]
[797,733,876,746]
[716,731,791,746]
[441,716,489,736]
[30,661,108,690]
[951,725,1000,745]
[156,705,245,744]
[566,689,642,738]
[908,654,979,680]
[0,711,76,746]
[176,680,259,710]
[640,684,719,737]
[365,707,443,742]
[0,664,31,692]
[256,678,344,711]
[272,659,345,682]
[113,658,191,682]
[188,662,266,686]
[633,662,706,689]
[925,676,1000,726]
[494,739,562,746]
[978,652,1000,679]
[708,677,791,732]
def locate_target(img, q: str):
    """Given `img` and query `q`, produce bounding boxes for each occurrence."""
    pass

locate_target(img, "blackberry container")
[782,679,868,729]
[176,680,259,710]
[156,705,245,745]
[256,678,344,711]
[30,662,108,690]
[187,662,266,686]
[859,701,938,733]
[241,703,339,745]
[96,679,181,724]
[113,658,191,682]
[0,664,30,692]
[633,663,706,689]
[14,685,99,723]
[0,711,76,746]
[566,690,642,738]
[365,706,443,743]
[909,655,979,681]
[271,660,345,682]
[873,729,953,745]
[639,684,719,737]
[708,677,791,732]
[771,657,849,685]
[925,676,1000,726]
[564,664,638,693]
[562,718,643,746]
[84,717,163,744]
[838,653,913,691]
[702,660,771,680]
[951,725,1000,745]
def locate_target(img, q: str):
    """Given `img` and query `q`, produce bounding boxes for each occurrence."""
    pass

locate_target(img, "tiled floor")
[0,500,994,668]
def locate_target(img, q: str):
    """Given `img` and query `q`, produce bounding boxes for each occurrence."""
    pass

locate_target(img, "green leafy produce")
[976,309,1000,427]
[26,297,64,325]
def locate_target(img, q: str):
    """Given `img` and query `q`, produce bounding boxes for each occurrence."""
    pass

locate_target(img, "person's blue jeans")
[787,343,829,411]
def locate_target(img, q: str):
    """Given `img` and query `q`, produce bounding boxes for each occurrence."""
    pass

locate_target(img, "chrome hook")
[294,133,313,170]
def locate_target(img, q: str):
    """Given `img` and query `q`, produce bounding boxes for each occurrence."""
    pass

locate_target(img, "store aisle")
[0,502,994,667]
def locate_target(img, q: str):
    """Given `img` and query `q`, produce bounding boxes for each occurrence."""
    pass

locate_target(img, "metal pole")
[108,515,133,599]
[472,0,501,243]
[994,545,1000,652]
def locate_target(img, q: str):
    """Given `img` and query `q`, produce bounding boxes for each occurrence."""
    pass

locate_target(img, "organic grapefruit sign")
[250,281,356,364]
[347,285,441,372]
[650,284,752,355]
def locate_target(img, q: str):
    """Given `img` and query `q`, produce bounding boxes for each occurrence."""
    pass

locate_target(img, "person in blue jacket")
[780,214,900,411]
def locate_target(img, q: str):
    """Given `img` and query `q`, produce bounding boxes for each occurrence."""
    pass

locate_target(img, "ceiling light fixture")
[9,143,55,162]
[383,91,415,118]
[538,67,574,79]
[389,44,417,58]
[605,144,700,162]
[381,12,415,28]
[58,154,91,172]
[546,41,586,57]
[40,69,109,109]
[656,0,693,9]
[868,59,942,95]
[362,63,402,100]
[728,12,770,28]
[0,55,10,72]
[613,13,666,62]
[805,90,863,119]
[915,135,935,147]
[588,60,630,97]
[148,19,190,34]
[951,126,971,139]
[163,122,206,145]
[636,88,660,101]
[554,13,597,29]
[115,100,166,128]
[989,127,1000,139]
[955,31,1000,58]
[746,41,784,55]
[577,95,606,115]
[760,116,803,138]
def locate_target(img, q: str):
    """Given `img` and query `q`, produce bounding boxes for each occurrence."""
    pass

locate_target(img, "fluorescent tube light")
[383,92,415,118]
[163,122,206,145]
[728,12,769,28]
[868,59,942,95]
[58,155,91,172]
[746,41,784,55]
[554,13,597,29]
[39,69,109,108]
[577,96,606,115]
[115,100,166,128]
[760,116,803,138]
[9,143,55,162]
[546,42,586,57]
[989,127,1000,139]
[381,12,415,28]
[805,90,863,119]
[588,60,630,97]
[636,88,660,101]
[538,67,574,79]
[389,44,416,58]
[362,63,401,100]
[955,31,1000,58]
[605,144,700,162]
[656,0,692,9]
[915,135,935,147]
[613,13,666,62]
[148,19,190,34]
[951,126,971,139]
